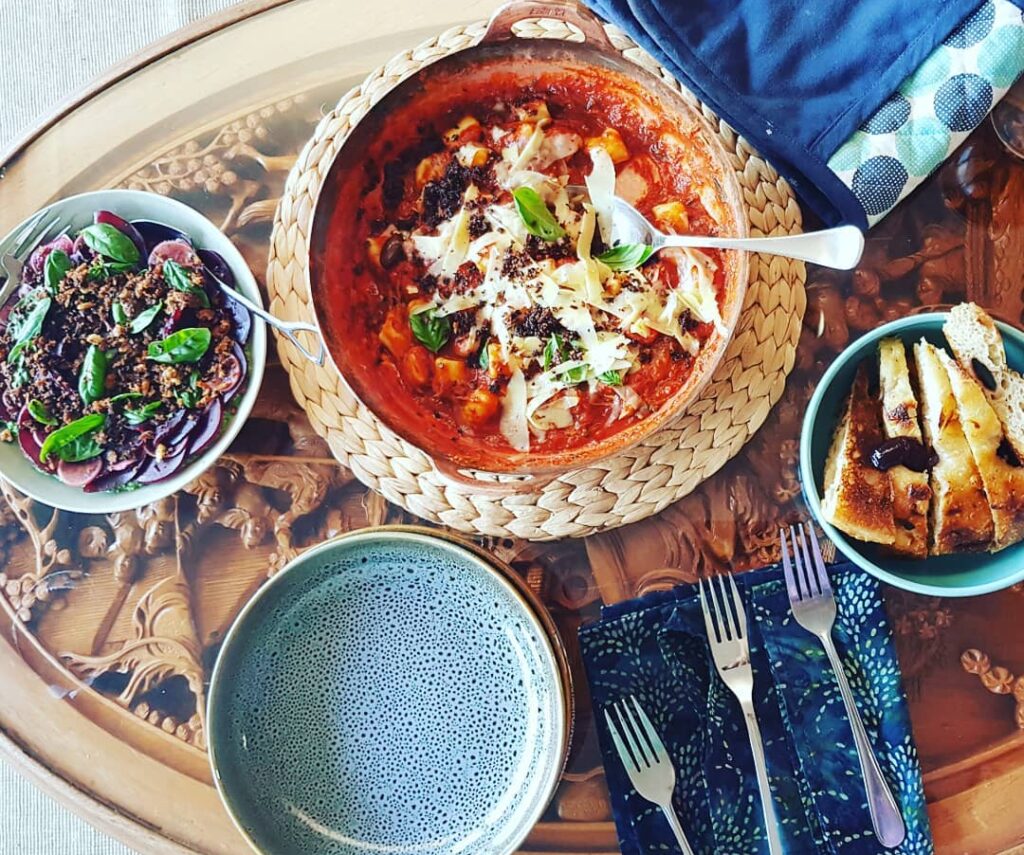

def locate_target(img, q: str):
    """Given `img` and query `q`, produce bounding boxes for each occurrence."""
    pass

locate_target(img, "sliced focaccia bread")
[937,348,1024,551]
[821,364,896,546]
[878,337,930,558]
[914,340,993,554]
[944,302,1024,461]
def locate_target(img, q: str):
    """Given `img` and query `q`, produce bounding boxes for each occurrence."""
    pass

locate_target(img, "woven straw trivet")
[266,18,806,541]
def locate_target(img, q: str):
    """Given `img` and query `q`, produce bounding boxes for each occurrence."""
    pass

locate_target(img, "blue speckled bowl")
[801,312,1024,597]
[207,527,571,855]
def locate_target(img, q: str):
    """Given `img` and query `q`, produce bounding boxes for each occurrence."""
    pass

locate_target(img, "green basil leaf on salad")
[27,399,57,426]
[147,327,211,364]
[162,260,211,308]
[111,302,128,326]
[88,260,136,282]
[39,413,105,463]
[512,187,565,242]
[109,392,143,404]
[79,224,140,265]
[596,244,654,271]
[78,345,107,405]
[123,400,162,425]
[7,293,51,364]
[58,433,104,462]
[129,301,163,334]
[409,308,450,353]
[44,250,72,294]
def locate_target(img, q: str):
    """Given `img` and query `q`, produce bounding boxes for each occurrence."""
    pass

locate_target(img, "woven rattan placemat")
[266,18,806,541]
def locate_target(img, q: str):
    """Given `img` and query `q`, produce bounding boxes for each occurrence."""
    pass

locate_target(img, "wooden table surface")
[1,1,1023,853]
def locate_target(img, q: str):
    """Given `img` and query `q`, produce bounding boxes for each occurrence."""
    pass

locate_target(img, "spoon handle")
[214,274,326,366]
[659,224,864,270]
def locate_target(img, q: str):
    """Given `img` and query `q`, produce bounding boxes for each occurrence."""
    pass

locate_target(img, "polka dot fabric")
[208,532,566,855]
[828,0,1024,225]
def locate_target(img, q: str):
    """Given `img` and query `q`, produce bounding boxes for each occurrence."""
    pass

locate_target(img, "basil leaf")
[129,301,163,334]
[7,293,51,364]
[561,364,588,384]
[39,413,105,463]
[163,260,210,308]
[123,400,162,425]
[147,327,211,364]
[478,337,490,369]
[58,434,104,462]
[112,302,128,326]
[512,187,565,242]
[11,361,29,389]
[87,260,135,282]
[27,399,57,426]
[78,345,107,405]
[409,308,450,353]
[109,392,143,404]
[596,243,654,271]
[598,369,623,385]
[542,334,559,371]
[44,250,72,294]
[79,224,140,265]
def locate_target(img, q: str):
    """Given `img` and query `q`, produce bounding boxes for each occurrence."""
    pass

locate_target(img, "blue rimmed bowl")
[207,526,572,855]
[800,312,1024,597]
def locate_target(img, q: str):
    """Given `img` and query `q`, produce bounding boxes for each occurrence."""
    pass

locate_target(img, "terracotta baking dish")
[307,0,748,478]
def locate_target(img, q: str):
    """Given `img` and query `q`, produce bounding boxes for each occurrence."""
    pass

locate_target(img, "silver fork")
[604,696,696,855]
[699,574,783,855]
[780,523,906,848]
[0,211,63,304]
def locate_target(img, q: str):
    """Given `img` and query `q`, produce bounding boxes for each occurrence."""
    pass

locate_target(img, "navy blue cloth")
[585,0,1024,228]
[578,563,933,854]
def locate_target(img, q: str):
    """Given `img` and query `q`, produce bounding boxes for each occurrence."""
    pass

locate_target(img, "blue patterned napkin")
[578,563,933,855]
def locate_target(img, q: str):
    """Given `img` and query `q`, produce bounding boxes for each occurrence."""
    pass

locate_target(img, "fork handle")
[659,804,697,855]
[819,633,906,848]
[740,701,784,855]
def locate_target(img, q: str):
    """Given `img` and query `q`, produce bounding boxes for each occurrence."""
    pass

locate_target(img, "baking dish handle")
[434,458,552,495]
[482,0,616,52]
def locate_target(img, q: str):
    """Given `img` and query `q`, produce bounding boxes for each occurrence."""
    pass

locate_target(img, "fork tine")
[725,574,747,639]
[0,211,44,258]
[804,522,833,597]
[698,577,722,644]
[620,697,654,765]
[713,575,736,641]
[613,700,650,767]
[779,528,801,603]
[629,696,667,762]
[794,524,821,597]
[603,708,641,774]
[790,524,814,598]
[13,215,61,257]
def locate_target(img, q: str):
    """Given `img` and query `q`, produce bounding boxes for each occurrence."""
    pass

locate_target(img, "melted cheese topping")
[408,122,721,451]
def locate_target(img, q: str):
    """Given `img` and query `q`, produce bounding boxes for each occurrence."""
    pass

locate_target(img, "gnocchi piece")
[380,308,412,358]
[585,128,630,164]
[653,201,689,234]
[434,357,470,391]
[402,346,433,387]
[461,388,501,425]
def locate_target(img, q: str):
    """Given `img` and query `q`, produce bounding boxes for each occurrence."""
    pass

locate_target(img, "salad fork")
[0,212,63,305]
[698,575,783,855]
[780,523,906,848]
[604,696,696,855]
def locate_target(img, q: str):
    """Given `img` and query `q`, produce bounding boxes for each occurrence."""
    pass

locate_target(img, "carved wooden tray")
[1,1,1024,853]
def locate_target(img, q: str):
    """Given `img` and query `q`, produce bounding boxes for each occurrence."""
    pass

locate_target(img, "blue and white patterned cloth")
[578,563,933,855]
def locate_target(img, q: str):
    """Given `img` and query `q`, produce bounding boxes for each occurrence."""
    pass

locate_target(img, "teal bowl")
[207,527,570,855]
[800,312,1024,597]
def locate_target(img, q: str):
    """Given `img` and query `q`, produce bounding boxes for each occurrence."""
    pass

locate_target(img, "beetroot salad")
[0,211,251,492]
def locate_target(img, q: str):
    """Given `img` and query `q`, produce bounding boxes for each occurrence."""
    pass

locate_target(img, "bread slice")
[914,340,994,554]
[878,337,930,557]
[937,348,1024,551]
[821,364,896,546]
[944,302,1024,460]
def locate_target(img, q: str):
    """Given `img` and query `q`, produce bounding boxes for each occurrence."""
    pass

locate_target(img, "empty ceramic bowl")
[800,312,1024,597]
[207,526,571,855]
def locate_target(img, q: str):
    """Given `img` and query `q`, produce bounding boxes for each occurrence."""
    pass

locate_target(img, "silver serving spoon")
[568,185,864,270]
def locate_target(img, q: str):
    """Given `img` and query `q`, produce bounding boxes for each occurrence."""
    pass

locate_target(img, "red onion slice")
[56,458,103,486]
[148,239,201,268]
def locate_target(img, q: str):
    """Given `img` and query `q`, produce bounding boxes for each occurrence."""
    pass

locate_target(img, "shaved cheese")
[529,390,579,431]
[500,369,530,452]
[441,206,471,276]
[411,233,447,262]
[584,146,616,246]
[510,120,549,173]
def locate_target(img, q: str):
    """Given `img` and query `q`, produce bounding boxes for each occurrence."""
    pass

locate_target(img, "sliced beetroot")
[85,454,145,493]
[25,234,75,285]
[198,249,234,287]
[95,211,146,260]
[132,220,190,256]
[57,458,103,486]
[206,351,245,398]
[188,398,223,456]
[69,234,95,266]
[134,443,189,485]
[18,427,45,468]
[148,409,186,446]
[161,414,199,459]
[219,342,249,404]
[223,295,252,345]
[159,306,201,337]
[197,249,252,344]
[149,239,201,268]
